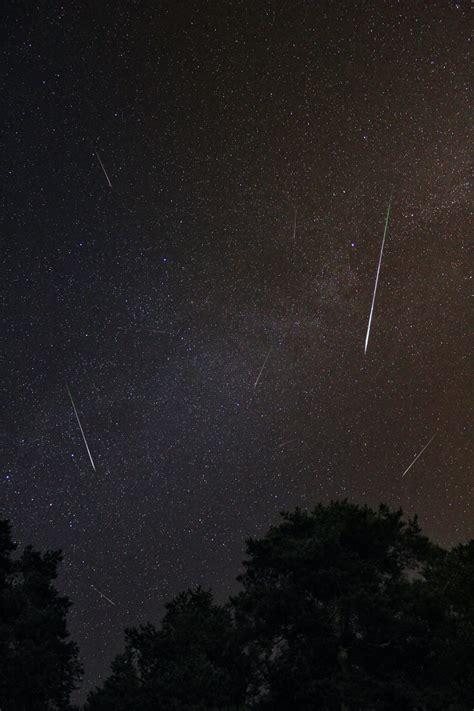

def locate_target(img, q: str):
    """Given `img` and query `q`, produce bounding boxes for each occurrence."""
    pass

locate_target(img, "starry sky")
[1,0,472,700]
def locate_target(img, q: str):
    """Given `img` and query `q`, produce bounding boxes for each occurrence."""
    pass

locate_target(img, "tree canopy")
[232,501,474,709]
[86,502,474,710]
[2,503,473,710]
[84,587,248,711]
[0,520,83,711]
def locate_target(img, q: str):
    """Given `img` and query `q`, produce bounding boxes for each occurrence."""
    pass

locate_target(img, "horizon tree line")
[1,501,473,710]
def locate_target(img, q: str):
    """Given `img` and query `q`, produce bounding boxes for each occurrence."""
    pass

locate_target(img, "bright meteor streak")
[254,348,272,388]
[401,434,437,478]
[94,148,112,188]
[91,584,116,606]
[364,194,393,354]
[66,383,96,472]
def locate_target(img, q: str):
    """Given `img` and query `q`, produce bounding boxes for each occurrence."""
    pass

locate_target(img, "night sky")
[2,0,472,700]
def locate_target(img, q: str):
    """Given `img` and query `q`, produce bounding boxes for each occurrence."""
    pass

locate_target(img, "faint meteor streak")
[94,148,112,187]
[401,434,437,478]
[66,383,96,472]
[364,194,393,354]
[278,438,297,449]
[292,208,297,240]
[91,584,116,606]
[254,348,272,388]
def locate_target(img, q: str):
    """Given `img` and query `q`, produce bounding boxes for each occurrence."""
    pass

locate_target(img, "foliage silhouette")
[0,520,82,711]
[84,587,247,710]
[2,502,474,710]
[232,501,474,709]
[87,502,474,710]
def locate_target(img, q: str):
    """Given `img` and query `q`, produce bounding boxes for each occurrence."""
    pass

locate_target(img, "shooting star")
[401,434,437,478]
[292,208,297,240]
[66,383,96,472]
[364,194,393,354]
[94,147,112,188]
[254,348,272,388]
[91,584,116,606]
[278,438,297,449]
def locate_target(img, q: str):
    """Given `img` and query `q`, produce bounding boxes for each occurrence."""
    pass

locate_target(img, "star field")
[1,0,472,700]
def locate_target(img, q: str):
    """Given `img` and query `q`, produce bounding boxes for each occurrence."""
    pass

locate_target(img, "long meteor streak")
[94,148,112,187]
[401,434,436,478]
[66,383,96,472]
[254,348,272,388]
[364,194,393,354]
[91,584,116,606]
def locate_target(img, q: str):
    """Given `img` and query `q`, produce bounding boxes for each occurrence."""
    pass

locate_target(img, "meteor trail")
[364,194,393,354]
[66,383,96,472]
[401,434,437,478]
[292,208,297,240]
[278,438,297,449]
[254,348,272,388]
[91,584,116,606]
[94,148,112,187]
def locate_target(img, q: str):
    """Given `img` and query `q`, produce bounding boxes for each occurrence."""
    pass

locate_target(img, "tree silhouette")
[85,501,474,709]
[85,587,248,711]
[3,503,472,710]
[0,519,82,711]
[232,501,473,709]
